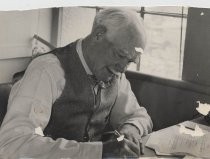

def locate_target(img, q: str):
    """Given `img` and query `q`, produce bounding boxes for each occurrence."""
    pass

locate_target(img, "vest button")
[90,119,95,123]
[83,136,89,141]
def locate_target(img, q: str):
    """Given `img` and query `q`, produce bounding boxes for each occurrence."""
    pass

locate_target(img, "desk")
[140,117,210,159]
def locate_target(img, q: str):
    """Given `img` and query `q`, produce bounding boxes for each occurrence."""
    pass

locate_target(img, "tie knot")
[88,75,98,85]
[87,75,113,89]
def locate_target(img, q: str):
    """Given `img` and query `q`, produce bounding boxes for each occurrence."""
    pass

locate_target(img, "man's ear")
[92,25,107,41]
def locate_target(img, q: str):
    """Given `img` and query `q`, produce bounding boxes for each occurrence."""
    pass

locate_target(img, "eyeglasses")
[112,47,142,64]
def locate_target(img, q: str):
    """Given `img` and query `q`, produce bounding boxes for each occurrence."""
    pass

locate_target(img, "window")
[128,7,188,80]
[59,7,96,47]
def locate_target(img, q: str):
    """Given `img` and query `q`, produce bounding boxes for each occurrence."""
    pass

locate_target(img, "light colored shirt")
[76,39,92,75]
[0,42,152,159]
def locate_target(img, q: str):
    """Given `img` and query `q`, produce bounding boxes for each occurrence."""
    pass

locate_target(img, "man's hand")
[102,138,139,158]
[118,124,144,156]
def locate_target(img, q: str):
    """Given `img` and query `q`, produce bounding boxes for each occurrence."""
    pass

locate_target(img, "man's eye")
[128,60,133,63]
[117,53,125,58]
[113,51,125,59]
[113,50,121,59]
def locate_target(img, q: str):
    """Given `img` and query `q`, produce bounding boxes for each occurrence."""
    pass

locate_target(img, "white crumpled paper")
[196,101,210,116]
[179,124,205,137]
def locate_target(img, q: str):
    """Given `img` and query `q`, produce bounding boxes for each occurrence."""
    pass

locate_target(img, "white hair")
[92,7,145,37]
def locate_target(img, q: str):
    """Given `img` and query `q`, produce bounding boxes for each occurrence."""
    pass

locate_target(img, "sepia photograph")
[0,3,210,159]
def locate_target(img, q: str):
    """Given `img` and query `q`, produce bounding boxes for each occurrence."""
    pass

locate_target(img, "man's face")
[91,28,144,82]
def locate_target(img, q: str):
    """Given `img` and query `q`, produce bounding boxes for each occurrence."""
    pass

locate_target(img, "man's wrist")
[118,123,141,136]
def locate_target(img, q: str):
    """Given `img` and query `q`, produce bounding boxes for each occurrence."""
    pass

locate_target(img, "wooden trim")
[126,71,210,96]
[51,8,60,47]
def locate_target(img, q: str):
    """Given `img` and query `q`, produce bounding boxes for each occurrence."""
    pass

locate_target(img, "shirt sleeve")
[0,54,102,159]
[110,73,153,137]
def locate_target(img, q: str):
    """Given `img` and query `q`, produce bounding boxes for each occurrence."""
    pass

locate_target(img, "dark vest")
[43,41,119,142]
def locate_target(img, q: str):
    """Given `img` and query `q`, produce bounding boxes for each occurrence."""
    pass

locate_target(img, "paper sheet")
[146,122,210,158]
[183,155,203,159]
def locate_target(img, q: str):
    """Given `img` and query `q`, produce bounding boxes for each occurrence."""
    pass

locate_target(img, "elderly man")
[0,8,152,158]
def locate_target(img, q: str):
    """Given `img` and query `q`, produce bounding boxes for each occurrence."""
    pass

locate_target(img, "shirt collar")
[76,39,93,75]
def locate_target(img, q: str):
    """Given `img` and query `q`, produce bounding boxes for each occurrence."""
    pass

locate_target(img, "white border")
[0,0,210,11]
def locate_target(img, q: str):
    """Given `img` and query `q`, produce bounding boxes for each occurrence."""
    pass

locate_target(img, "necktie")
[95,84,101,107]
[87,75,102,107]
[88,75,117,107]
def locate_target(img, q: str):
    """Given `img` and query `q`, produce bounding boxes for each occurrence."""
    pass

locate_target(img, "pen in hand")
[115,130,144,156]
[103,130,144,156]
[114,130,125,142]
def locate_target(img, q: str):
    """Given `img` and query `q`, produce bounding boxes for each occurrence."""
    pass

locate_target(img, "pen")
[176,124,195,131]
[102,130,121,136]
[102,130,125,142]
[114,130,121,137]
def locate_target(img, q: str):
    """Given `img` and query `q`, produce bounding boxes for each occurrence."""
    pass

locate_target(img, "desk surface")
[140,117,210,158]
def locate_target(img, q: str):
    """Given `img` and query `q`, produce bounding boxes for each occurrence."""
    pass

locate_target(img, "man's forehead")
[108,26,145,49]
[112,39,144,53]
[122,45,144,54]
[107,30,145,56]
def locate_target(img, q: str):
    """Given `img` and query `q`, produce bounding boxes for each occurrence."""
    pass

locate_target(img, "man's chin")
[104,74,118,83]
[96,72,119,83]
[106,76,114,82]
[96,75,111,83]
